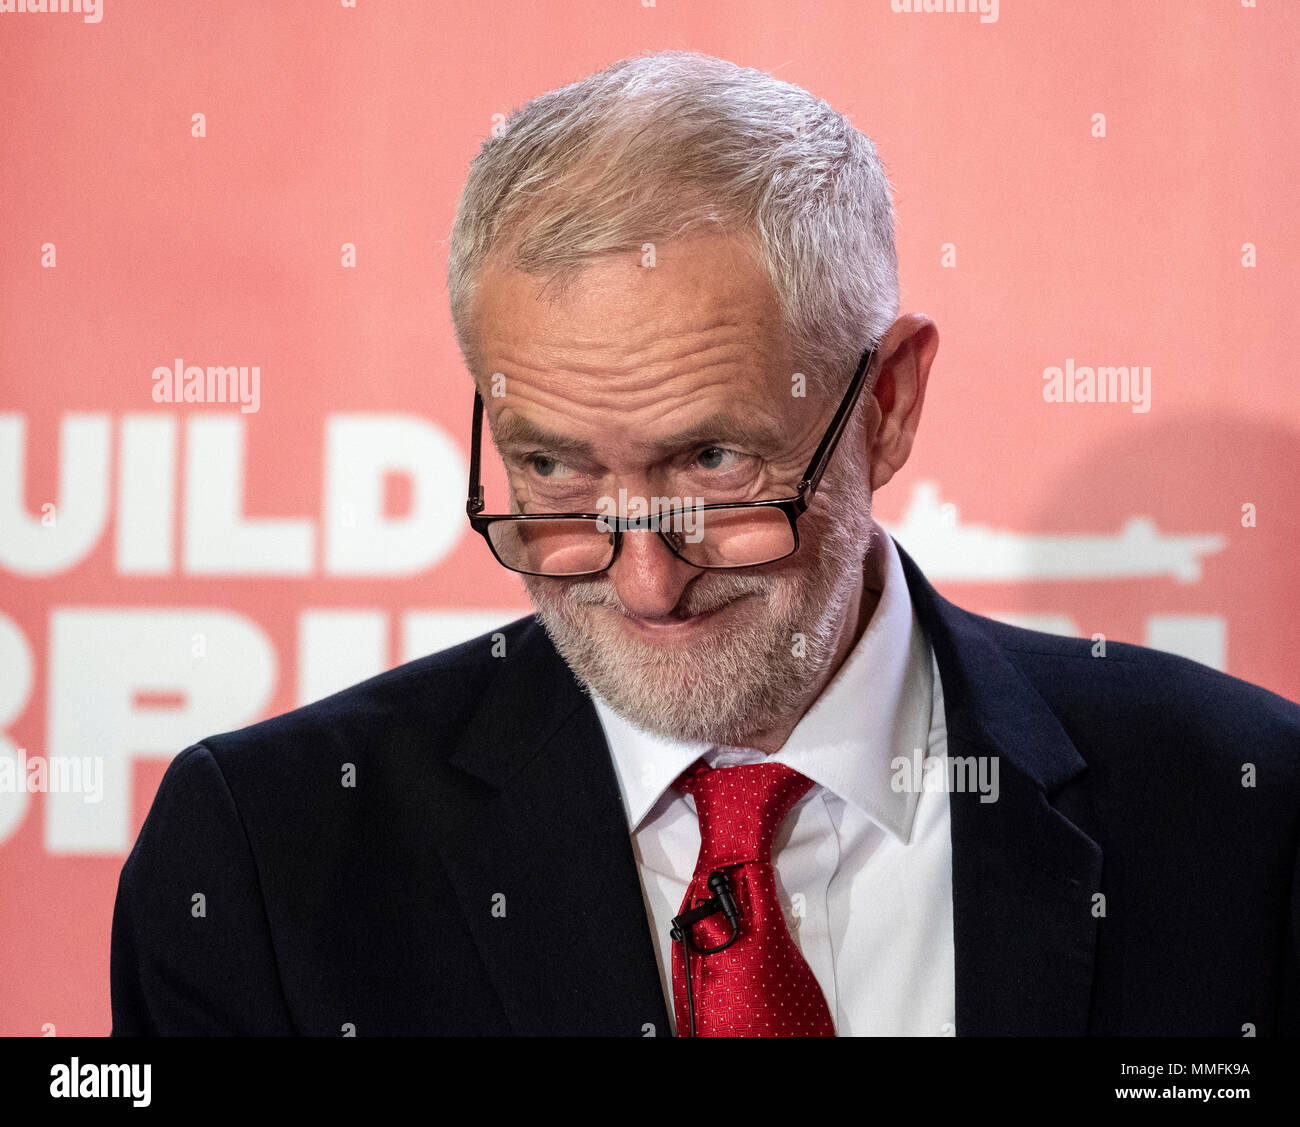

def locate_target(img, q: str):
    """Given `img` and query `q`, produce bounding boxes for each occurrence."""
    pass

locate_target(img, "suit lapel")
[896,540,1103,1034]
[433,618,670,1036]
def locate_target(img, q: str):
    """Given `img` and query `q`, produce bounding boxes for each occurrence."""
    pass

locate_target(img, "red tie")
[670,759,836,1037]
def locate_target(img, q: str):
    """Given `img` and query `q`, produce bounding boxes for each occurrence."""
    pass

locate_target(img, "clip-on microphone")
[669,869,743,1037]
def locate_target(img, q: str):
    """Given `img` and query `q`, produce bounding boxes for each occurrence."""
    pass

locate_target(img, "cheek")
[763,581,802,623]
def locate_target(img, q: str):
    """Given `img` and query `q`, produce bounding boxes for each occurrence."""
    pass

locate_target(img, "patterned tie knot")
[680,760,814,872]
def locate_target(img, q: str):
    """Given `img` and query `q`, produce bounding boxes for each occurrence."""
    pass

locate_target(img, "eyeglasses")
[465,342,879,577]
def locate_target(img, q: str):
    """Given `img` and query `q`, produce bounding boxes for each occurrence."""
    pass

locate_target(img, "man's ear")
[867,314,938,491]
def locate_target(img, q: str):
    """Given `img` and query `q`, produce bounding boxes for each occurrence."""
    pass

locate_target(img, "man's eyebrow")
[491,414,595,458]
[654,414,785,455]
[490,411,785,459]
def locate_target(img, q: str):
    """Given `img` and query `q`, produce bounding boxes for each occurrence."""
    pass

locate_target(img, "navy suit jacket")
[110,543,1300,1035]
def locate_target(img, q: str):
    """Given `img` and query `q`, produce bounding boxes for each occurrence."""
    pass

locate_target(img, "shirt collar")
[591,523,934,844]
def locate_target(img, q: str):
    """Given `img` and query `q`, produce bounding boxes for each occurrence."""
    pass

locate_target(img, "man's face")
[470,233,876,746]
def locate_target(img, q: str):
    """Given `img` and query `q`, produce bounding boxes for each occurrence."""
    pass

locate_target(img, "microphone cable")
[669,868,743,1037]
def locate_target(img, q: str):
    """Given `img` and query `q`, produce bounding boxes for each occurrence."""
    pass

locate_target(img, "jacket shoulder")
[971,611,1300,774]
[199,612,538,764]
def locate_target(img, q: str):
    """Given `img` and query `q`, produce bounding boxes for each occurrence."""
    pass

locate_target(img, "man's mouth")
[618,594,751,636]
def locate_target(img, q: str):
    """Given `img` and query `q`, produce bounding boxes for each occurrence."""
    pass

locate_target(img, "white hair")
[446,50,899,399]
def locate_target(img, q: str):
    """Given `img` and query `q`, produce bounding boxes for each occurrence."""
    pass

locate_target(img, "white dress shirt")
[590,524,955,1036]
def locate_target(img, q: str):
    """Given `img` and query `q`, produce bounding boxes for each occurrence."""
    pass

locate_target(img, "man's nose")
[606,523,702,619]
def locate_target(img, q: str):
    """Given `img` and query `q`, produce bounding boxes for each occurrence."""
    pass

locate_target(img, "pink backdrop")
[2,0,1297,1035]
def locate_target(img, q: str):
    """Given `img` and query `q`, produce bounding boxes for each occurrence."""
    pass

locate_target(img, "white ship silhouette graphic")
[881,482,1226,583]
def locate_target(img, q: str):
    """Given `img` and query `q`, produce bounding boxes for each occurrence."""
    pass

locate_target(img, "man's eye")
[528,455,567,478]
[696,447,740,471]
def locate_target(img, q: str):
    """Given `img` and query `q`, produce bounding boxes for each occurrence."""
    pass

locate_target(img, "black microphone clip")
[670,869,742,955]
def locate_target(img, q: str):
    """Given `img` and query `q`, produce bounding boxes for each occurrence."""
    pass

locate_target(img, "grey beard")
[521,490,873,747]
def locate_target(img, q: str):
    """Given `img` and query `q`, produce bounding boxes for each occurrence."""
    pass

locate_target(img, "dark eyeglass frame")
[466,341,879,577]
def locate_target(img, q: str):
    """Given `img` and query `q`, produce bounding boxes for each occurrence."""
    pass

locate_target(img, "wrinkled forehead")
[468,236,813,459]
[469,234,789,374]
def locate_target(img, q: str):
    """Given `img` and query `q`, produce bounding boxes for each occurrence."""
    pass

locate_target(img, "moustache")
[547,572,773,618]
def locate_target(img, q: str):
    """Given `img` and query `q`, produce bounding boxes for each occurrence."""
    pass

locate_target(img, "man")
[111,51,1300,1036]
